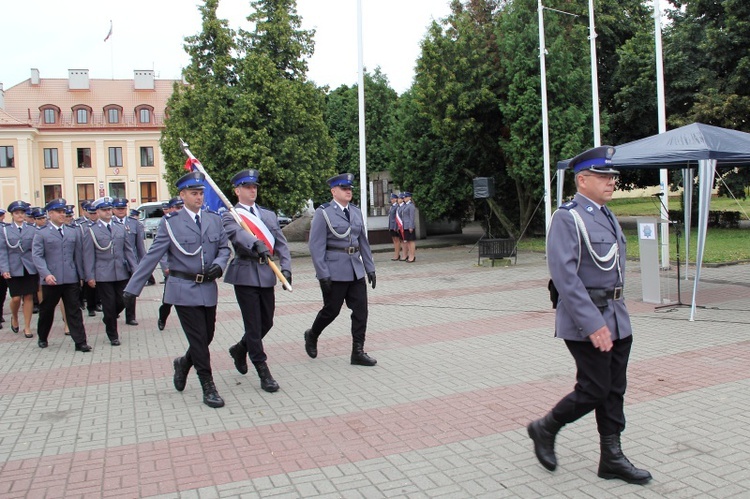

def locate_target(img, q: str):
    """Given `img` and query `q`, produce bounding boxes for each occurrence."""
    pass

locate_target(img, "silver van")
[136,202,165,238]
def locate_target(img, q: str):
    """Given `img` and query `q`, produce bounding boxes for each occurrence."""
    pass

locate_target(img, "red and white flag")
[395,210,405,239]
[104,21,113,42]
[235,207,275,256]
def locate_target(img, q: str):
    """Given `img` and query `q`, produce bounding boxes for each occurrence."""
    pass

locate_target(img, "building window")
[44,148,59,169]
[43,108,56,124]
[77,148,92,168]
[0,146,14,168]
[140,182,157,203]
[44,185,63,203]
[109,182,126,198]
[107,108,120,124]
[76,108,88,124]
[139,108,151,123]
[108,147,123,167]
[140,146,154,167]
[77,184,95,208]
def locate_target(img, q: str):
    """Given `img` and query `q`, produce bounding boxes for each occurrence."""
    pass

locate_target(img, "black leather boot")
[351,342,377,366]
[527,412,564,471]
[198,375,225,408]
[598,434,652,484]
[304,329,318,358]
[253,361,280,393]
[229,343,248,375]
[173,356,191,392]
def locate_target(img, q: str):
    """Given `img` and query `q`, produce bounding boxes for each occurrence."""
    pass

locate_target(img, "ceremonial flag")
[395,209,405,239]
[184,158,223,213]
[104,21,113,42]
[235,207,275,256]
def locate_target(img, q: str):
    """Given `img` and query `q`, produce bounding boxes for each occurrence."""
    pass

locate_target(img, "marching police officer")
[83,197,137,346]
[0,208,7,326]
[304,173,377,366]
[112,197,146,323]
[123,172,230,408]
[527,146,651,484]
[82,202,102,316]
[32,198,91,351]
[224,169,292,393]
[0,201,37,338]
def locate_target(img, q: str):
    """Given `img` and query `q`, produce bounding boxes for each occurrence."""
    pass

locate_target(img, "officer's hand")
[319,277,332,295]
[253,240,271,259]
[589,326,613,352]
[367,272,376,289]
[281,269,292,286]
[87,279,96,288]
[206,264,223,280]
[123,292,136,309]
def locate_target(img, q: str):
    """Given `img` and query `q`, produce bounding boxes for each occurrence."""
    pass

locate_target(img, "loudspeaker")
[473,177,495,199]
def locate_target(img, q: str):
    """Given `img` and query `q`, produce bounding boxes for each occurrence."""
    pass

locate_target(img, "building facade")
[0,68,181,214]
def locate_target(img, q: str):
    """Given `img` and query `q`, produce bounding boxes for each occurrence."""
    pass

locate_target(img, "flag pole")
[179,139,292,292]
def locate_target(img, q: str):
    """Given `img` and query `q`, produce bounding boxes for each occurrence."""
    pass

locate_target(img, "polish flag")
[236,207,275,256]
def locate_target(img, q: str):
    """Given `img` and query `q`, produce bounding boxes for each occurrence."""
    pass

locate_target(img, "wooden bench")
[478,238,517,266]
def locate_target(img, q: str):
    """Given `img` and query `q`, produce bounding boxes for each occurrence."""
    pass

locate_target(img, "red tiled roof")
[0,108,29,127]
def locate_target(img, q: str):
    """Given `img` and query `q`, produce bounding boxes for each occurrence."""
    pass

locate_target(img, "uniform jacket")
[83,220,137,282]
[32,223,85,284]
[308,202,375,282]
[546,193,632,341]
[223,204,292,287]
[0,223,38,276]
[401,201,416,231]
[124,207,230,306]
[388,202,398,231]
[121,216,146,262]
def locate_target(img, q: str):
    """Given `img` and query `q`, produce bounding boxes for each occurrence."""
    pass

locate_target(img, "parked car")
[277,212,292,228]
[143,217,162,238]
[137,202,165,238]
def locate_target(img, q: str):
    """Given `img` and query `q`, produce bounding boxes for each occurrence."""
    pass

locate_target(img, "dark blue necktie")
[343,207,350,221]
[195,214,201,230]
[601,206,617,232]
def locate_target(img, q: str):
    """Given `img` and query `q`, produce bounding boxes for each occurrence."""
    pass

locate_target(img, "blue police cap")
[0,209,5,215]
[403,191,412,197]
[129,209,140,217]
[44,198,67,212]
[231,169,261,187]
[7,200,28,213]
[327,173,354,188]
[31,207,46,218]
[86,203,98,214]
[568,145,618,175]
[92,196,114,210]
[398,193,405,199]
[112,197,128,208]
[80,199,91,209]
[175,171,206,191]
[65,205,75,215]
[161,201,169,209]
[390,193,398,199]
[167,196,184,208]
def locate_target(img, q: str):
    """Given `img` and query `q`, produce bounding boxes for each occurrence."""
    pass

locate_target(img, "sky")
[2,0,454,95]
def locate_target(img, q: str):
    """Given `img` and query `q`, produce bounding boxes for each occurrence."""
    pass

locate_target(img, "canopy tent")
[556,123,750,320]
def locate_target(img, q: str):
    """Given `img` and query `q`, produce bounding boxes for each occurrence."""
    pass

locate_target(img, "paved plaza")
[2,231,750,498]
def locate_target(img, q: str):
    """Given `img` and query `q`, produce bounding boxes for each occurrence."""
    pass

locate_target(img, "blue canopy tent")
[556,123,750,320]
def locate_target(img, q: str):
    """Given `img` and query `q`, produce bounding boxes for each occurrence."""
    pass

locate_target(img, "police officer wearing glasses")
[304,173,377,366]
[123,172,230,408]
[527,146,651,484]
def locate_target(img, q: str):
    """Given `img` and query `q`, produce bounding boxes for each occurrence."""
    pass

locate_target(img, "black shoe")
[598,434,652,484]
[0,316,4,322]
[157,319,165,331]
[351,342,377,366]
[304,329,318,358]
[33,307,39,314]
[173,357,190,392]
[228,343,248,375]
[11,324,19,334]
[75,343,92,352]
[126,320,139,326]
[88,310,96,317]
[199,376,225,408]
[528,413,564,471]
[95,304,103,312]
[38,340,48,348]
[110,338,121,346]
[254,361,280,393]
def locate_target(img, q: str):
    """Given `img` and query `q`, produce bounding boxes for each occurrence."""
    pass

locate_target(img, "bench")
[478,238,517,266]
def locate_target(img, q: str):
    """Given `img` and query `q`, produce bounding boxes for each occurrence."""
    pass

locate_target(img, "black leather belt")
[327,246,359,254]
[169,270,213,283]
[587,286,624,302]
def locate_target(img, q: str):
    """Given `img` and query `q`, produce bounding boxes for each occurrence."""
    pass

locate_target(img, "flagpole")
[179,139,292,292]
[356,0,368,231]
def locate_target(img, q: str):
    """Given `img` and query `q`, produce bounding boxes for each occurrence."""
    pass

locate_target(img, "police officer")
[224,169,292,393]
[388,193,403,261]
[0,201,37,338]
[527,146,651,484]
[401,192,416,262]
[123,172,230,408]
[82,202,103,316]
[304,173,377,366]
[75,200,92,226]
[31,208,48,228]
[32,198,91,351]
[83,197,137,346]
[0,208,7,326]
[112,197,146,323]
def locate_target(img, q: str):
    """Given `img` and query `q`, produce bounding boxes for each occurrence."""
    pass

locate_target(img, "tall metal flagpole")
[654,0,670,269]
[588,0,601,146]
[538,0,552,230]
[356,0,369,231]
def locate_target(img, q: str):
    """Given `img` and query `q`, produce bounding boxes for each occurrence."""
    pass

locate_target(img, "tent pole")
[691,159,716,321]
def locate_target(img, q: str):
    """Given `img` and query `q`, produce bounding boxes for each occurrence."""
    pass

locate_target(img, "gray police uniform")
[124,206,230,377]
[0,222,39,296]
[224,203,292,368]
[32,222,88,347]
[83,219,137,342]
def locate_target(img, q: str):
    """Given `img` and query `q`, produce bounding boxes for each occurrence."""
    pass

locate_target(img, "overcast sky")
[2,0,453,95]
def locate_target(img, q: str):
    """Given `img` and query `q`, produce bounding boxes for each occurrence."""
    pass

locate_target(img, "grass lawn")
[607,194,750,218]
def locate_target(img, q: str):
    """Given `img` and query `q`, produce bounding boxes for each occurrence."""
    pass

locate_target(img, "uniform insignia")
[559,201,577,210]
[586,205,594,212]
[319,203,330,209]
[166,212,179,218]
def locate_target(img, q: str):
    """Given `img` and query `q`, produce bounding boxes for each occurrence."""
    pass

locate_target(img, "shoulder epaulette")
[558,201,578,211]
[319,203,330,209]
[166,212,179,218]
[349,203,359,209]
[204,209,221,217]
